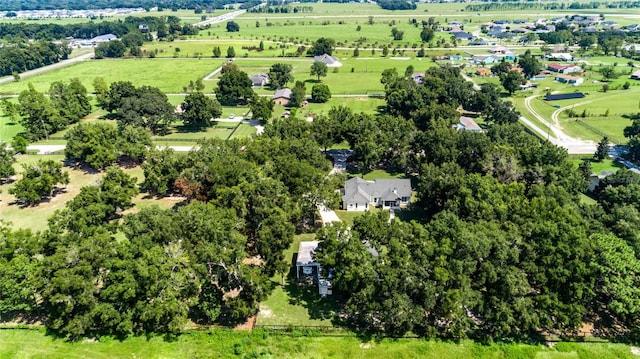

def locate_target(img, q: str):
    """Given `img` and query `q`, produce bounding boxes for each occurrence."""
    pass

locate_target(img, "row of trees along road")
[3,64,640,341]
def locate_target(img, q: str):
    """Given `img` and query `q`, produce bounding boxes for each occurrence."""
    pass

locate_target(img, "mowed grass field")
[0,59,224,94]
[0,328,638,359]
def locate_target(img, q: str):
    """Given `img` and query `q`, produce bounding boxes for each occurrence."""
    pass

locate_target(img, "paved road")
[524,95,597,154]
[461,73,596,154]
[0,52,94,86]
[194,9,247,27]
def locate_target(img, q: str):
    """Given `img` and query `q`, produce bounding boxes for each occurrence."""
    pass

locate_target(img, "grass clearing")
[0,59,221,94]
[257,233,338,327]
[0,328,638,359]
[0,155,170,232]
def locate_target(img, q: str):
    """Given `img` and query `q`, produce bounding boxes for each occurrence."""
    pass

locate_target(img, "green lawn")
[257,233,338,327]
[229,123,257,139]
[0,59,221,94]
[0,328,637,359]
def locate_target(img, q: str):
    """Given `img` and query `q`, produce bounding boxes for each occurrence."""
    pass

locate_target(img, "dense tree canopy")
[214,69,255,106]
[181,92,222,129]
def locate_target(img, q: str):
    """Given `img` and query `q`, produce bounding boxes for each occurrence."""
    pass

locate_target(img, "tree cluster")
[98,81,175,134]
[18,79,91,140]
[0,41,70,77]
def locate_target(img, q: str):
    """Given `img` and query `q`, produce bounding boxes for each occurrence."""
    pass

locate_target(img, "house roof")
[296,241,319,267]
[343,177,412,204]
[459,116,482,131]
[454,31,473,39]
[92,33,117,41]
[314,54,338,64]
[545,92,585,101]
[249,73,269,86]
[555,74,581,81]
[631,70,640,78]
[547,62,567,70]
[273,88,292,99]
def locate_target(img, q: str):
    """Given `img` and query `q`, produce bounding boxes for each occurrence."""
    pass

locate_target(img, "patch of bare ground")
[234,316,256,331]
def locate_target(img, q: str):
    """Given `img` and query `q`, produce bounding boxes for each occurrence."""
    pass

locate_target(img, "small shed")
[296,241,320,279]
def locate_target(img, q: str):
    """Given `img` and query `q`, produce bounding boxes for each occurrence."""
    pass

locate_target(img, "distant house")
[453,31,474,40]
[469,39,490,46]
[411,72,424,84]
[631,70,640,80]
[272,88,292,106]
[489,46,512,54]
[313,53,341,67]
[545,92,585,101]
[555,74,584,85]
[138,24,149,32]
[456,116,482,132]
[546,53,574,61]
[341,177,412,211]
[249,73,269,87]
[472,55,500,64]
[476,67,491,77]
[530,73,547,80]
[448,20,463,25]
[91,33,117,43]
[547,62,581,74]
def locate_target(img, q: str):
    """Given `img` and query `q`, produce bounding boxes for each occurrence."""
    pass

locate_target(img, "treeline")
[0,41,69,76]
[310,66,640,340]
[0,0,243,11]
[0,16,191,40]
[377,0,417,10]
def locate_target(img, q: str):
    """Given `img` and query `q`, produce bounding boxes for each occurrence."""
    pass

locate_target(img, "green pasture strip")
[1,326,637,358]
[0,59,220,94]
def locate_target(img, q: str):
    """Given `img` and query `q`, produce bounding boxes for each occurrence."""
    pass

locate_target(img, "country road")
[461,73,596,154]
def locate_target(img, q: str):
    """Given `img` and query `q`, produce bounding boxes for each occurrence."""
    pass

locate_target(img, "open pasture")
[230,56,436,95]
[0,59,223,94]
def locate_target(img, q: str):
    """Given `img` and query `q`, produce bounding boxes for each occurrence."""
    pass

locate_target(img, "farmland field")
[0,59,224,94]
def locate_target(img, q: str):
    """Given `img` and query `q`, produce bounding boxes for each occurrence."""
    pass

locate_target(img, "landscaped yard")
[257,233,339,327]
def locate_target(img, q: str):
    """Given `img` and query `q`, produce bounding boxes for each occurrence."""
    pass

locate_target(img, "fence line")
[573,119,623,144]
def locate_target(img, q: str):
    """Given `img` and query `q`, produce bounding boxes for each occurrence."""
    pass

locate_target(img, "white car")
[229,114,235,119]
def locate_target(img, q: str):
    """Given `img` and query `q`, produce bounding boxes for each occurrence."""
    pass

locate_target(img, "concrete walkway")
[317,204,341,224]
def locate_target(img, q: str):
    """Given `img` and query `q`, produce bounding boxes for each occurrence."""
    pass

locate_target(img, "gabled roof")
[458,116,482,131]
[92,33,117,41]
[249,73,269,86]
[314,54,338,64]
[273,88,292,99]
[343,177,412,204]
[453,31,473,39]
[547,62,568,70]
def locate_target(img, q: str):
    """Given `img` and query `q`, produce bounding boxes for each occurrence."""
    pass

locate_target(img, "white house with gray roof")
[341,177,412,211]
